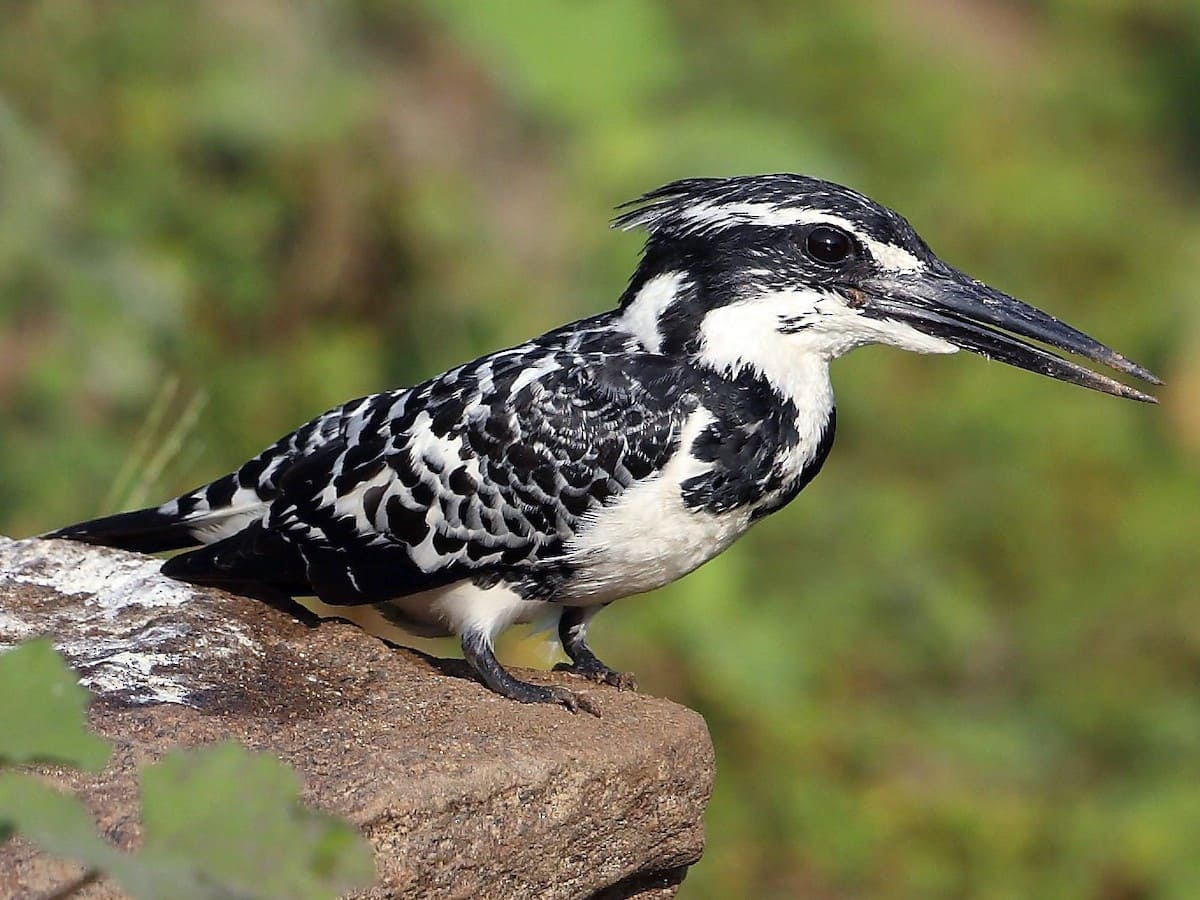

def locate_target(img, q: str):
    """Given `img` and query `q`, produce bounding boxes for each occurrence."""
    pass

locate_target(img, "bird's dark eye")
[804,225,855,265]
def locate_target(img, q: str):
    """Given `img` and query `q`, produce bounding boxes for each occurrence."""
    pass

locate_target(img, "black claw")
[608,671,638,692]
[554,660,638,691]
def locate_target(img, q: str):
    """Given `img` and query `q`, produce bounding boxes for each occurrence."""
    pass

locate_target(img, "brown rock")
[0,537,713,898]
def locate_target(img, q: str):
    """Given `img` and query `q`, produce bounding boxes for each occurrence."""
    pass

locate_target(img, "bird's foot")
[554,659,638,692]
[462,631,600,715]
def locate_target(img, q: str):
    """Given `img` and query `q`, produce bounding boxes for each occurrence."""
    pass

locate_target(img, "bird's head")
[615,174,1160,402]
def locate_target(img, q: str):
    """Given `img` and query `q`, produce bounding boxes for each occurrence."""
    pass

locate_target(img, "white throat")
[696,296,835,408]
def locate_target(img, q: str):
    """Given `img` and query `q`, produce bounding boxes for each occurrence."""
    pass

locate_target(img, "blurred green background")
[2,1,1199,897]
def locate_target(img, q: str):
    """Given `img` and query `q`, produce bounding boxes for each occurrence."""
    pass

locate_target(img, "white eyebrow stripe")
[860,236,924,272]
[680,200,825,229]
[678,202,925,272]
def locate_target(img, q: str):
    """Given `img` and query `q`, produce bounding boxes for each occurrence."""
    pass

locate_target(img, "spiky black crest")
[611,173,912,242]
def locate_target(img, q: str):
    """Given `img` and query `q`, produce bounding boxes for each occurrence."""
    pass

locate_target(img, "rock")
[0,537,713,898]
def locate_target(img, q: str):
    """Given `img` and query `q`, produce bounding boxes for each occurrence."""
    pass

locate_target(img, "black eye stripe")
[803,225,855,265]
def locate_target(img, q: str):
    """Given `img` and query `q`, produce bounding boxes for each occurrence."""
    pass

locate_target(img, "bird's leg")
[554,606,638,691]
[461,630,600,716]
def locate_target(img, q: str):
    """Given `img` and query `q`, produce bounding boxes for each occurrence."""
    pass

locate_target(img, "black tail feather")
[45,507,201,554]
[160,521,312,596]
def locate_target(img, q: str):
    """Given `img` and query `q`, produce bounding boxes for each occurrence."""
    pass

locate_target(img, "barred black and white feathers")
[168,339,696,608]
[49,174,1158,711]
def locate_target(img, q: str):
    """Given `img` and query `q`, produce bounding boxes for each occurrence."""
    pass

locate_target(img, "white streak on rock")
[4,537,196,616]
[0,536,261,706]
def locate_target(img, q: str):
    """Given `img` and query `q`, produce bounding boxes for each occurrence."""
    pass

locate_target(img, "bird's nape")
[859,263,1161,403]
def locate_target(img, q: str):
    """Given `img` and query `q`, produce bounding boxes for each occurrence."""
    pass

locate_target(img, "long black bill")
[861,265,1162,403]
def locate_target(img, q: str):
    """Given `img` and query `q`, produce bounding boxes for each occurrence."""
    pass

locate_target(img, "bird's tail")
[45,505,203,554]
[44,472,267,555]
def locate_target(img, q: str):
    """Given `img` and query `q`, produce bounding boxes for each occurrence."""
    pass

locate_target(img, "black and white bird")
[48,174,1160,714]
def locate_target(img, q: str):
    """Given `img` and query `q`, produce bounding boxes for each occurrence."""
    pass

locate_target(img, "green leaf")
[0,639,111,771]
[0,772,216,900]
[139,743,374,899]
[0,644,371,898]
[0,773,119,869]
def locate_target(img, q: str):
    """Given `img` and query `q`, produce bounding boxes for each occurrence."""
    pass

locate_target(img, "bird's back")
[51,314,704,605]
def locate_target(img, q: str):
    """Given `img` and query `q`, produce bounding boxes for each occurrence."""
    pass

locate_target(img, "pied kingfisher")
[49,175,1160,714]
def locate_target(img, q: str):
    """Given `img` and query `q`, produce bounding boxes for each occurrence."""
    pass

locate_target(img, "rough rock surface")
[0,536,713,899]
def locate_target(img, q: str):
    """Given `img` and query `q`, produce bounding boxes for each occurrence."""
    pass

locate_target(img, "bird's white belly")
[561,407,751,605]
[380,580,549,640]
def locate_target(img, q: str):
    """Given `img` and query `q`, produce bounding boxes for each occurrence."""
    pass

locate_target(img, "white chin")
[888,328,959,355]
[821,317,960,357]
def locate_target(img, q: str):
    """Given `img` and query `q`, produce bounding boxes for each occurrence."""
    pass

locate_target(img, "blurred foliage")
[1,1,1198,897]
[0,640,373,898]
[0,638,111,771]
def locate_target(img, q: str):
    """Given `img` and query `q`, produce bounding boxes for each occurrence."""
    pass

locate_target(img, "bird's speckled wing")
[171,346,697,606]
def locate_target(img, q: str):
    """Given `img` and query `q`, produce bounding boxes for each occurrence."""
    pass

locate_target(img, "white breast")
[560,407,751,605]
